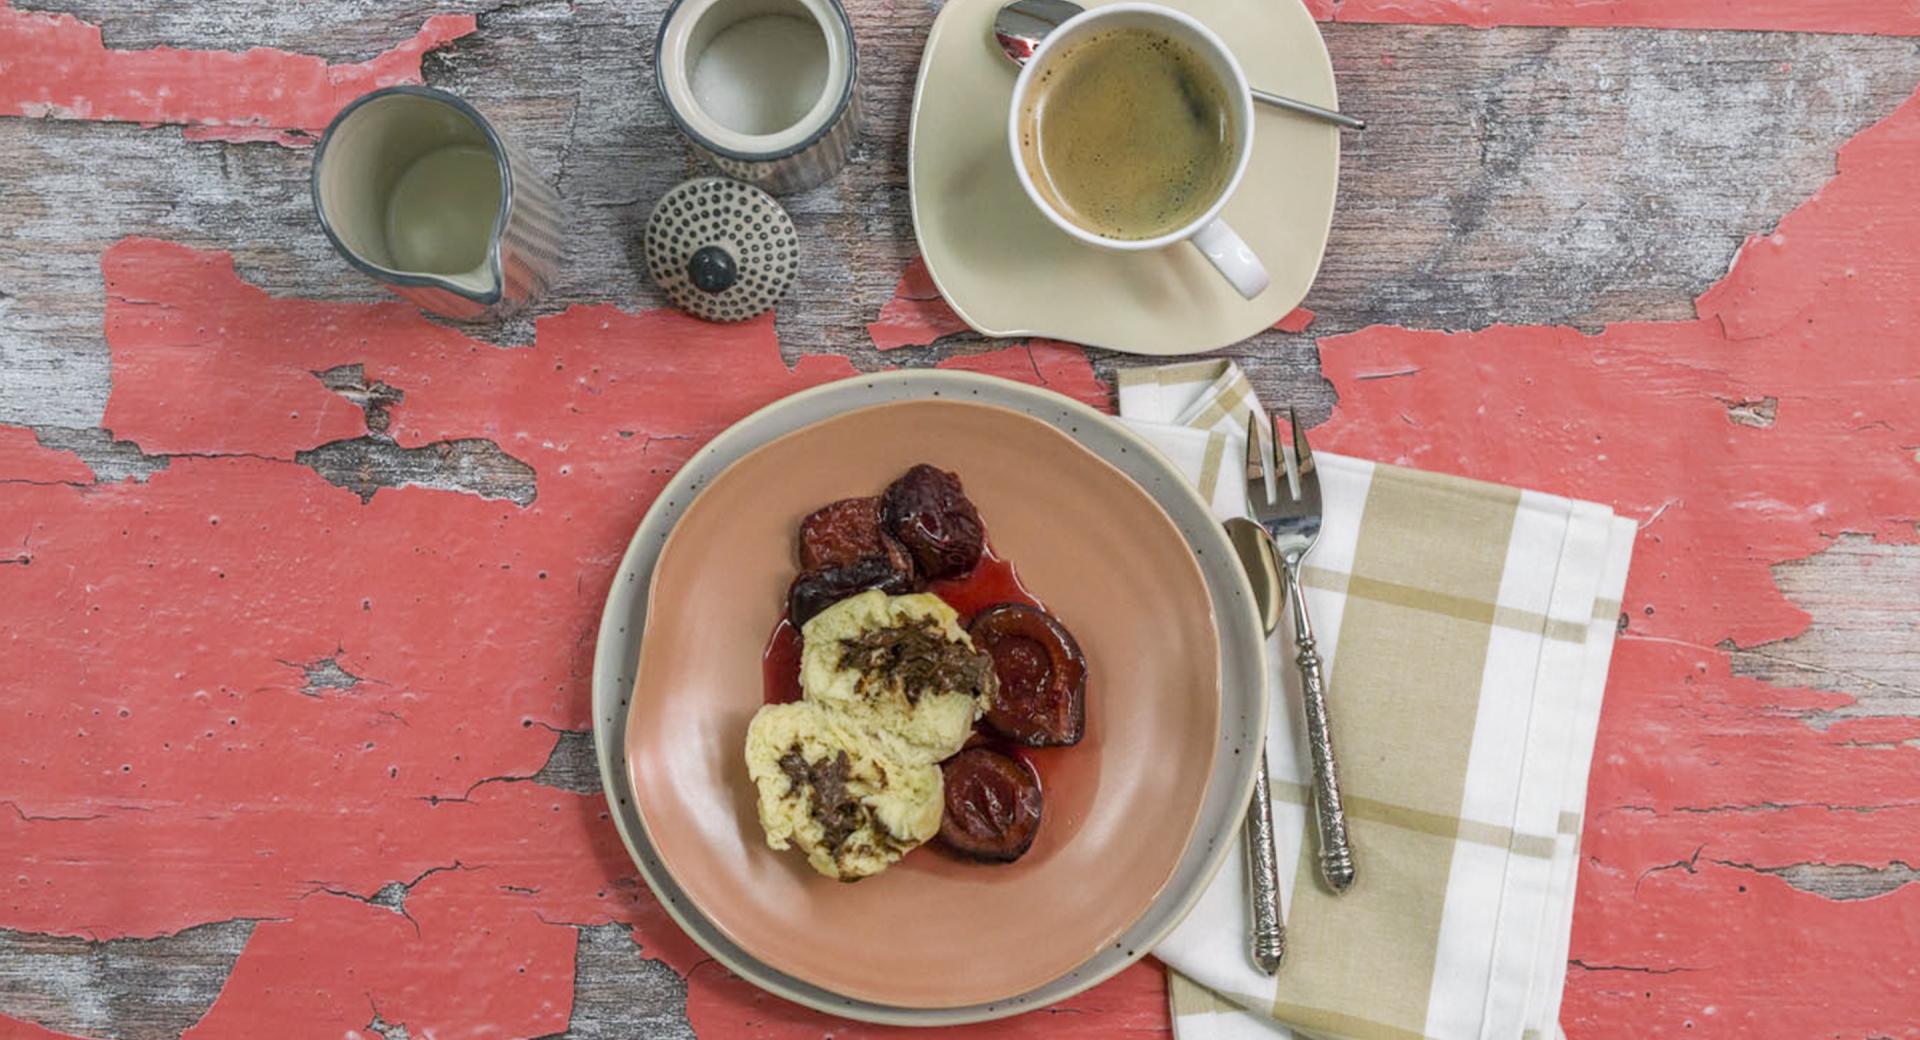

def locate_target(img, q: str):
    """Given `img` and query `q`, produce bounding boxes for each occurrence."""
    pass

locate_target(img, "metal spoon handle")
[1243,750,1286,974]
[1252,87,1365,131]
[1285,559,1356,892]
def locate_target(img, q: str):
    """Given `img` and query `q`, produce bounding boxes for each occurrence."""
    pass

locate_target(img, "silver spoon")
[993,0,1365,131]
[1227,515,1287,974]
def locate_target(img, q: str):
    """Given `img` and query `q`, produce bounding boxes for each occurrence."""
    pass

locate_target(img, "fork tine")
[1290,404,1320,491]
[1273,412,1300,502]
[1244,411,1269,506]
[1288,407,1316,482]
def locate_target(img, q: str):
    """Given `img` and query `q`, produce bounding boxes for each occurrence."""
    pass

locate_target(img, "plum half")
[938,747,1043,862]
[786,558,917,625]
[798,496,915,577]
[789,496,918,624]
[881,464,984,580]
[968,603,1086,746]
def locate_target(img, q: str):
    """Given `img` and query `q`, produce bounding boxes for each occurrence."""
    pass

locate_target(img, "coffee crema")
[1018,27,1236,241]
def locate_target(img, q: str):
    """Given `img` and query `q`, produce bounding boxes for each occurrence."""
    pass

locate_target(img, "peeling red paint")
[1315,83,1920,1036]
[184,867,577,1040]
[1296,0,1920,33]
[5,8,1920,1036]
[102,243,406,456]
[1316,89,1920,649]
[0,4,474,139]
[180,124,321,147]
[0,427,92,485]
[868,256,972,350]
[1274,307,1316,333]
[0,240,1119,1034]
[2,1017,88,1040]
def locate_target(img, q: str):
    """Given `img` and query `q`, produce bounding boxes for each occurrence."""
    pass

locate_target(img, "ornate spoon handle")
[1243,750,1285,974]
[1285,559,1356,892]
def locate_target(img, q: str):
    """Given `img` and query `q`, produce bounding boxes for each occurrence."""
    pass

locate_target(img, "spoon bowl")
[992,0,1082,64]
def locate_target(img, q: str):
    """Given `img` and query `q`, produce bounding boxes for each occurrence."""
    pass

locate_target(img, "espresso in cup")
[1007,3,1268,298]
[1016,27,1238,241]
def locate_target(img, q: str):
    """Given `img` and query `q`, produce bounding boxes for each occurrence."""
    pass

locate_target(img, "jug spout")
[312,86,562,321]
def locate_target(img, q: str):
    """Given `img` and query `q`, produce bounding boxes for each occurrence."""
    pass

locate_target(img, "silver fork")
[1247,409,1356,893]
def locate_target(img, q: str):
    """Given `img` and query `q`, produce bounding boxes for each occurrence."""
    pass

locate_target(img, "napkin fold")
[1118,362,1635,1040]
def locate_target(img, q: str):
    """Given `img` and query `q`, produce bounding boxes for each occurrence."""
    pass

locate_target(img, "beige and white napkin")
[1117,362,1635,1040]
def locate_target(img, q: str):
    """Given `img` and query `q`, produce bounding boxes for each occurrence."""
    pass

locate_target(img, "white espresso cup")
[1007,2,1268,299]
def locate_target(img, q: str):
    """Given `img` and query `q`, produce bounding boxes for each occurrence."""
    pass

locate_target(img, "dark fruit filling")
[938,747,1043,862]
[969,603,1087,746]
[787,557,916,625]
[881,464,985,580]
[799,496,915,577]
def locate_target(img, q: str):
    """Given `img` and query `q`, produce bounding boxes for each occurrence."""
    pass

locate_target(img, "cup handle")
[1190,218,1269,299]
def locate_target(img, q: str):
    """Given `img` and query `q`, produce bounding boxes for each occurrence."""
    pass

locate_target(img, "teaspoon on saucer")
[992,0,1365,131]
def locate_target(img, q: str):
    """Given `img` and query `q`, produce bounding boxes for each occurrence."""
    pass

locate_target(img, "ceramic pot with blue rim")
[655,0,862,195]
[312,86,563,321]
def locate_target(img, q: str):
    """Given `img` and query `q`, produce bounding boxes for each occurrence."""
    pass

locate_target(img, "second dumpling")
[799,590,997,764]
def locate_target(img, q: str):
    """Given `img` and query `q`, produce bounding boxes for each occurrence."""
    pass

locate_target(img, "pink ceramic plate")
[625,398,1221,1008]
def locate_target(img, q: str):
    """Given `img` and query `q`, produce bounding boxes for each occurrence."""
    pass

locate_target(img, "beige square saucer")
[907,0,1341,355]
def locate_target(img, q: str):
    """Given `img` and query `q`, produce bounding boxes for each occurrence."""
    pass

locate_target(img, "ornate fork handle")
[1284,558,1356,892]
[1243,751,1285,973]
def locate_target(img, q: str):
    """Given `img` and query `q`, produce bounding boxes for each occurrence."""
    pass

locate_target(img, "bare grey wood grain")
[553,924,697,1040]
[4,7,1918,429]
[0,917,700,1040]
[0,920,253,1040]
[1728,534,1920,723]
[1768,860,1920,900]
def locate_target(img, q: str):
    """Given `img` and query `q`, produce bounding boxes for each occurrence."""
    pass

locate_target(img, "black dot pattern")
[644,177,799,323]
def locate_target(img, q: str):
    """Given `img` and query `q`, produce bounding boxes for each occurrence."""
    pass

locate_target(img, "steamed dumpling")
[798,590,996,764]
[744,701,943,881]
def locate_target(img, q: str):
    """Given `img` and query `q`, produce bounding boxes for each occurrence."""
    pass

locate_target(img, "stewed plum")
[787,558,917,625]
[881,464,985,580]
[938,747,1043,862]
[969,604,1086,746]
[798,496,915,577]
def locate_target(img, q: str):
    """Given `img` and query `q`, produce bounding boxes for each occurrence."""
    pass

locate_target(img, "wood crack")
[1634,844,1704,894]
[420,727,599,805]
[301,862,471,938]
[2,800,108,823]
[1669,800,1920,814]
[1568,959,1697,975]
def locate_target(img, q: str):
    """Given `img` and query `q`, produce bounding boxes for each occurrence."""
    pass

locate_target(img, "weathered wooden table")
[3,1,1917,1037]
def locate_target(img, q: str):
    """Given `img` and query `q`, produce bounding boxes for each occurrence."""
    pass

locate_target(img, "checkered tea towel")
[1118,361,1635,1040]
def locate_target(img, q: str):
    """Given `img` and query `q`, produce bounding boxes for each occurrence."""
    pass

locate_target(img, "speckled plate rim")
[626,396,1222,1008]
[904,0,1341,355]
[591,371,1267,1025]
